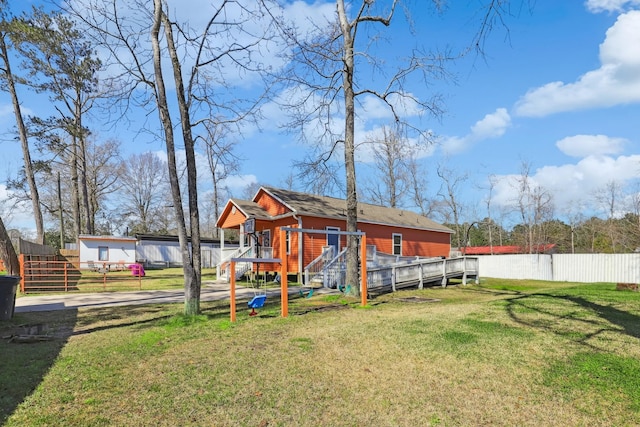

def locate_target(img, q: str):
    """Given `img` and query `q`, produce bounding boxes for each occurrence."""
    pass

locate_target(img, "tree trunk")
[71,141,81,239]
[151,0,198,315]
[0,216,20,275]
[76,105,93,234]
[58,172,65,249]
[337,0,359,295]
[0,34,45,244]
[162,10,201,315]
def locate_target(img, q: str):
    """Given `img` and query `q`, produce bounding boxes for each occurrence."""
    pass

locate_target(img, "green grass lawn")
[2,278,640,426]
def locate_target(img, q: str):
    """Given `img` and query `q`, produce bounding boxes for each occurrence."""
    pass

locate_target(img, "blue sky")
[1,0,640,233]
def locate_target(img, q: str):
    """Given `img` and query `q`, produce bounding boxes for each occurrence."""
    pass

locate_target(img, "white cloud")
[491,153,640,214]
[585,0,640,13]
[441,108,511,155]
[222,174,258,192]
[556,134,627,157]
[0,104,13,119]
[0,184,35,231]
[514,10,640,117]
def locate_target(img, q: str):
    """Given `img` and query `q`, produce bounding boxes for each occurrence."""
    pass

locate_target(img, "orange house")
[215,186,453,281]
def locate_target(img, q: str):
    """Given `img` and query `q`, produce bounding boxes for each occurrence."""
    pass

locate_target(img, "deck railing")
[366,256,479,291]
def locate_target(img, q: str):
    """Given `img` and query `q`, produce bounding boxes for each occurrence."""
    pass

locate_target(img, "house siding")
[78,236,137,267]
[360,223,450,258]
[299,216,347,268]
[222,203,250,228]
[251,218,299,273]
[255,190,291,216]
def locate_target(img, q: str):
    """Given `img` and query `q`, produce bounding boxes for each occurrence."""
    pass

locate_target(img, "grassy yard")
[2,279,639,426]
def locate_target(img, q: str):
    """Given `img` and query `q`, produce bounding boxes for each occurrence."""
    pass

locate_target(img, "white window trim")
[392,233,402,256]
[98,246,109,261]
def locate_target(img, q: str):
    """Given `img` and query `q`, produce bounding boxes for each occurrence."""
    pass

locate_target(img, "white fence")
[477,253,640,283]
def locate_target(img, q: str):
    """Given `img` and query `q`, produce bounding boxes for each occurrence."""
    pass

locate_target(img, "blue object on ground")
[248,294,266,308]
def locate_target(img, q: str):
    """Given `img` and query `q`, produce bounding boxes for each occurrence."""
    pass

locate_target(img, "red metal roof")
[461,244,556,255]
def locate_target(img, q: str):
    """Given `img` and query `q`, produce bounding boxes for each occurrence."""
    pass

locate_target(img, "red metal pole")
[230,261,236,322]
[280,229,288,318]
[361,235,367,307]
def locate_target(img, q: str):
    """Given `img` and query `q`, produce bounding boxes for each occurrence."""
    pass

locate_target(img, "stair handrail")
[304,245,335,284]
[218,246,255,281]
[321,247,348,288]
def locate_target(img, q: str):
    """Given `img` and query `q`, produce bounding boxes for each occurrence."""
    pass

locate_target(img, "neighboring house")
[135,234,238,268]
[78,235,137,270]
[215,186,453,281]
[78,234,238,269]
[461,244,557,255]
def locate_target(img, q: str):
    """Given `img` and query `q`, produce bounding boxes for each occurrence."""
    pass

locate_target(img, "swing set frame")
[229,227,367,322]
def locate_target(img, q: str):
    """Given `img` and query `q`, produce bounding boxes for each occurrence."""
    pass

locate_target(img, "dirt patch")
[292,304,351,315]
[394,297,441,303]
[616,283,638,292]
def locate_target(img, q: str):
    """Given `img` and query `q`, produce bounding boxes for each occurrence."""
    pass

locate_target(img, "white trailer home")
[78,235,137,270]
[134,234,238,268]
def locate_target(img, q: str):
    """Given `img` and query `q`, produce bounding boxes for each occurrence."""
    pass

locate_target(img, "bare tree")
[436,163,469,249]
[593,180,624,252]
[512,161,554,253]
[407,156,434,217]
[201,122,240,239]
[362,126,412,208]
[484,174,497,253]
[67,0,276,314]
[270,0,520,294]
[86,138,121,233]
[117,152,168,234]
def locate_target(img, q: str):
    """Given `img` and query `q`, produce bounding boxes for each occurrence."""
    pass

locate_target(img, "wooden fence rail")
[18,255,144,293]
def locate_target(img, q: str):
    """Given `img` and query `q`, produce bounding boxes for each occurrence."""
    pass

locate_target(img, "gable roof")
[259,187,452,234]
[229,198,273,220]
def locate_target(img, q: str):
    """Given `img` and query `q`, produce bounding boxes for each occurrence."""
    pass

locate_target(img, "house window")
[392,234,402,256]
[262,230,271,248]
[98,246,109,261]
[286,231,290,255]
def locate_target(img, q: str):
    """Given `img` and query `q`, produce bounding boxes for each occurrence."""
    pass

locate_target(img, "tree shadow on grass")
[503,291,640,348]
[461,285,640,348]
[0,310,77,424]
[0,301,236,423]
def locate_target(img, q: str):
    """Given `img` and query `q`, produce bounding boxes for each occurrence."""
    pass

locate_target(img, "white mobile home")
[78,235,137,270]
[135,234,238,268]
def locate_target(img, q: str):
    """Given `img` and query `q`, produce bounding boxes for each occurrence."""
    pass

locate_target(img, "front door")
[326,227,340,256]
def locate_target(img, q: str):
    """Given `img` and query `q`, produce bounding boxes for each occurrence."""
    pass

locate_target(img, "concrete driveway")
[14,281,302,313]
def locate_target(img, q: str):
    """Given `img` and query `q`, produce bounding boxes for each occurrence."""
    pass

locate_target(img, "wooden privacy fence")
[18,254,144,293]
